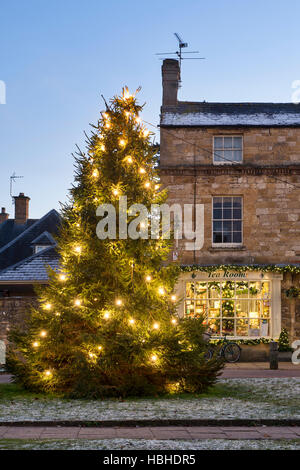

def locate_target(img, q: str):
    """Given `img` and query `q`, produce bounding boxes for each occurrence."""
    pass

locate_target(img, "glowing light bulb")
[104,311,110,319]
[171,295,177,302]
[171,318,177,325]
[101,144,105,151]
[40,330,47,337]
[33,341,39,348]
[119,139,126,147]
[153,323,159,330]
[115,299,122,306]
[143,129,149,137]
[44,370,52,377]
[102,112,109,120]
[144,182,150,188]
[123,89,131,100]
[145,275,152,282]
[92,169,99,178]
[129,318,135,325]
[76,223,80,227]
[98,346,102,351]
[151,355,157,362]
[74,245,82,254]
[155,184,160,190]
[126,156,133,164]
[112,188,119,196]
[44,303,52,310]
[135,116,141,124]
[105,122,110,129]
[158,287,165,295]
[89,352,96,358]
[59,274,66,282]
[74,299,81,307]
[139,167,145,174]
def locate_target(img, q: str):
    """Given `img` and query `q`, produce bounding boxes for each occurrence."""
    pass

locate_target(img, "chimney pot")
[0,207,9,224]
[162,59,180,106]
[14,193,30,224]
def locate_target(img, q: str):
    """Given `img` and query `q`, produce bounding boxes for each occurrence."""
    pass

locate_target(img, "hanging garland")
[180,264,300,275]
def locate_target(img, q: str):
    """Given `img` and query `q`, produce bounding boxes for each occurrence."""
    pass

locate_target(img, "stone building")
[0,194,60,351]
[160,59,300,341]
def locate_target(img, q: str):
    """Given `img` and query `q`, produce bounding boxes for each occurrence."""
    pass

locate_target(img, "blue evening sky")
[0,0,299,218]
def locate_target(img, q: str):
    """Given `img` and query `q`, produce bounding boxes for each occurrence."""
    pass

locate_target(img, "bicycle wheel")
[204,348,213,361]
[223,343,241,363]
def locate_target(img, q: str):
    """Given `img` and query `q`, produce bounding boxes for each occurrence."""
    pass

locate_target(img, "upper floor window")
[212,196,242,245]
[213,136,243,164]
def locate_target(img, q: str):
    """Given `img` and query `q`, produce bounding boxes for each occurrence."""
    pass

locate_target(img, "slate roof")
[31,231,56,246]
[160,102,300,127]
[0,219,38,249]
[0,209,61,271]
[0,247,60,282]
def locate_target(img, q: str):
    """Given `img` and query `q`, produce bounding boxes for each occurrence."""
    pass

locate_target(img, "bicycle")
[204,334,241,363]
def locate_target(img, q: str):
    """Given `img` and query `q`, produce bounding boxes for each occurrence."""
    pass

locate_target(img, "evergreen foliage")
[7,89,223,397]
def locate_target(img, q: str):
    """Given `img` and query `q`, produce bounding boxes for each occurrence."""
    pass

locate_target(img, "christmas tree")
[8,89,223,397]
[278,328,291,352]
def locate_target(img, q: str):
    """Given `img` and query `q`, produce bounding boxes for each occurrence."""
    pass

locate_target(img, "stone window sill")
[209,245,247,252]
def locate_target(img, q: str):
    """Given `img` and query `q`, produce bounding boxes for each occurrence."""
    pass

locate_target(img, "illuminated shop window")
[185,280,271,337]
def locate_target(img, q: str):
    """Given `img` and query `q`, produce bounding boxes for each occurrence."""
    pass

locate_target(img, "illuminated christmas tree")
[8,89,223,397]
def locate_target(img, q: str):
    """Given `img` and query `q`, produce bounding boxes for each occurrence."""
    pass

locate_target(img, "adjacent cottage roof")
[160,102,300,127]
[0,247,60,283]
[0,209,61,271]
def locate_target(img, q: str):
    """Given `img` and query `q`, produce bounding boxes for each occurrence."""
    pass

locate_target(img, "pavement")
[0,425,299,440]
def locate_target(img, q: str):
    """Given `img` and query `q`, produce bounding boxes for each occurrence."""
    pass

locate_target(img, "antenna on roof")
[156,33,205,70]
[10,172,24,202]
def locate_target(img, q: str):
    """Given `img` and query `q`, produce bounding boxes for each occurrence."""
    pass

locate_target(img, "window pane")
[232,232,242,243]
[233,150,242,161]
[214,137,223,149]
[208,282,221,299]
[195,300,207,317]
[207,318,220,335]
[213,209,222,219]
[213,232,222,243]
[213,221,222,231]
[223,150,233,162]
[208,299,221,316]
[223,220,232,232]
[223,232,232,243]
[236,319,249,336]
[222,281,234,298]
[186,283,194,298]
[185,300,194,316]
[223,208,232,219]
[214,150,224,162]
[233,208,242,219]
[222,319,234,336]
[233,221,242,231]
[233,197,242,208]
[224,137,233,148]
[233,137,242,149]
[195,282,207,299]
[213,197,222,208]
[223,197,232,207]
[236,282,248,299]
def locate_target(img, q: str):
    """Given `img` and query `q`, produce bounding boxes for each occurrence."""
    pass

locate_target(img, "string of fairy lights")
[33,89,178,380]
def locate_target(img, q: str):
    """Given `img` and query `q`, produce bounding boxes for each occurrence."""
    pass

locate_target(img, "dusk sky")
[1,0,300,218]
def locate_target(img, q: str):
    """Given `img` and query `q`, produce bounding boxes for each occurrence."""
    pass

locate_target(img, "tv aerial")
[10,172,24,202]
[156,33,205,70]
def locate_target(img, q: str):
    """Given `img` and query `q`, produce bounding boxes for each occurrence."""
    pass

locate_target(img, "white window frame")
[213,135,243,165]
[211,196,243,248]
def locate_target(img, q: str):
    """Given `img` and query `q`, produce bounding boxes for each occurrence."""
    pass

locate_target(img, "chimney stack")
[14,193,30,225]
[0,207,9,224]
[162,59,180,106]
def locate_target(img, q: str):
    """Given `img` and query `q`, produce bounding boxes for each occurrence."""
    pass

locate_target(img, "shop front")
[176,270,283,339]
